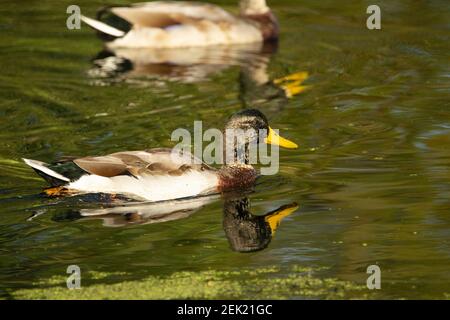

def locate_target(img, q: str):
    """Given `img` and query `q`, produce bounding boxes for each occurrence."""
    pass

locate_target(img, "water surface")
[0,0,449,299]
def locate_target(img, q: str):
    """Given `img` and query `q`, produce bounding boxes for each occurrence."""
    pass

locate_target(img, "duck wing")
[110,1,237,28]
[73,148,215,178]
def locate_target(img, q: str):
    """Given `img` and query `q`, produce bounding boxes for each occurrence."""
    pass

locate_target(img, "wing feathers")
[111,8,181,28]
[74,156,128,177]
[110,2,235,28]
[72,149,215,178]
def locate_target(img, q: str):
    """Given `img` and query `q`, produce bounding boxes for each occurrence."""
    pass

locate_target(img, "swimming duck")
[81,0,278,48]
[23,109,297,202]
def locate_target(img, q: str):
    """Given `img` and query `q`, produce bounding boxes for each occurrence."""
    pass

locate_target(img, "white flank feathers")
[68,170,219,202]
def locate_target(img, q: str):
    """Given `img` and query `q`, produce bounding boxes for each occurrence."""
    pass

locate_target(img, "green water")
[0,0,449,299]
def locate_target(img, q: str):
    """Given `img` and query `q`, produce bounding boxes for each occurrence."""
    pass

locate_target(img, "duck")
[23,109,297,202]
[80,0,279,48]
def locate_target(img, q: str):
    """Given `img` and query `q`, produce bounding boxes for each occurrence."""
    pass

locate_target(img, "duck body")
[81,1,278,48]
[68,157,220,202]
[24,149,221,202]
[23,148,257,202]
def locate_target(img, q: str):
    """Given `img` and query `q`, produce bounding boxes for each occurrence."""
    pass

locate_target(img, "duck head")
[218,109,297,190]
[240,0,270,15]
[239,0,279,41]
[224,108,298,160]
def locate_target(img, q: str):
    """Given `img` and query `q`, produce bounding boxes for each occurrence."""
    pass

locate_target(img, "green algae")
[13,266,371,300]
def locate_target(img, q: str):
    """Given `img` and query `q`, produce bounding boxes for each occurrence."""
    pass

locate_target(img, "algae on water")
[13,266,371,300]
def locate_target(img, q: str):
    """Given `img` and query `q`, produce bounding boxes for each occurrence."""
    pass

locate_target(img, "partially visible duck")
[81,0,279,48]
[23,109,297,202]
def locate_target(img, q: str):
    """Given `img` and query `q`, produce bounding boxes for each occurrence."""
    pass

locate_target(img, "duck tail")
[80,15,126,38]
[23,158,70,187]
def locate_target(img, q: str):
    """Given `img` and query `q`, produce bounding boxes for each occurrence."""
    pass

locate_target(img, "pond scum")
[11,266,374,300]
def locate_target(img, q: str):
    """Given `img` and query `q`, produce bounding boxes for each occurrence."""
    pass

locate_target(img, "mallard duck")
[23,109,297,202]
[81,0,278,48]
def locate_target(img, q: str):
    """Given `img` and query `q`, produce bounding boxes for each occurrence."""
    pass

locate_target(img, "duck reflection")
[88,42,309,109]
[223,197,298,252]
[53,192,298,252]
[239,64,308,116]
[73,194,220,227]
[88,41,275,83]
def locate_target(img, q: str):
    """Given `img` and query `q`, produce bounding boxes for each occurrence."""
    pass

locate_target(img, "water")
[0,0,449,299]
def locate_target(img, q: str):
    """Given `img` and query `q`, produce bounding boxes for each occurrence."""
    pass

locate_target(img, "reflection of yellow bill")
[264,127,298,149]
[274,71,311,98]
[274,71,309,84]
[265,203,299,233]
[283,84,311,98]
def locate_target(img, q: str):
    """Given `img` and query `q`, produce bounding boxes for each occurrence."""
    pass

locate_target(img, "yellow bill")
[264,127,298,149]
